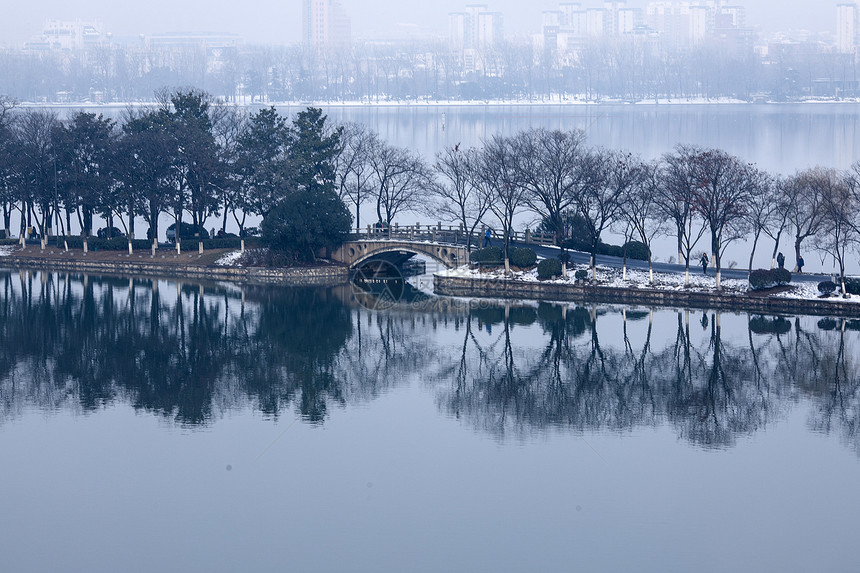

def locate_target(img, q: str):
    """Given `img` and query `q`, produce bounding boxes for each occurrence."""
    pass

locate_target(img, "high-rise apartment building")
[449,3,504,72]
[837,3,858,53]
[28,20,104,51]
[644,1,746,47]
[302,0,351,54]
[448,4,504,52]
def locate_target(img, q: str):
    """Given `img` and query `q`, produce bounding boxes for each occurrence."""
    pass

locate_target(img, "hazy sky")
[2,1,835,46]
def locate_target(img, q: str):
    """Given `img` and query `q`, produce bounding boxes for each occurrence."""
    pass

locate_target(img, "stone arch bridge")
[331,239,467,269]
[329,224,555,270]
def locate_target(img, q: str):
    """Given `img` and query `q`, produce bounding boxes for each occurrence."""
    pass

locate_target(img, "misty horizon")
[2,0,840,46]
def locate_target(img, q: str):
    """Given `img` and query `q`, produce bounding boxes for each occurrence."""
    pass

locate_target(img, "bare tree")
[475,134,526,273]
[654,145,708,285]
[333,122,377,229]
[0,97,18,238]
[428,144,490,253]
[14,109,59,239]
[813,168,857,294]
[368,141,431,228]
[785,169,828,272]
[762,176,794,269]
[690,148,755,288]
[743,169,777,278]
[618,160,666,284]
[513,128,594,253]
[578,149,637,279]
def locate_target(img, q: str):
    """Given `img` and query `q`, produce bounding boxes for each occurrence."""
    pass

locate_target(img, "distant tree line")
[3,89,860,284]
[0,36,857,104]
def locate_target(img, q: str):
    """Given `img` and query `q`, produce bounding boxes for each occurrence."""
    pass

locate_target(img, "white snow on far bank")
[215,250,243,267]
[437,264,860,303]
[0,246,15,257]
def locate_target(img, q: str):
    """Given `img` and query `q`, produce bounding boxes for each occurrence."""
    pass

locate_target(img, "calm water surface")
[1,269,859,572]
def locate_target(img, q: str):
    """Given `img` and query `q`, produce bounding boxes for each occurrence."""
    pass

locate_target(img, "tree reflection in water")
[1,269,859,456]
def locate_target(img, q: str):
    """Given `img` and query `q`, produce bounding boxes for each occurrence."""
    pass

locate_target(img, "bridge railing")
[350,224,556,247]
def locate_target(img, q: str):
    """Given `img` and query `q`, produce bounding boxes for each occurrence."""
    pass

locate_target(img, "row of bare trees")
[410,129,860,286]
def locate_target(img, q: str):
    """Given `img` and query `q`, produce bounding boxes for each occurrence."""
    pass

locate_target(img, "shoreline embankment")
[433,274,860,318]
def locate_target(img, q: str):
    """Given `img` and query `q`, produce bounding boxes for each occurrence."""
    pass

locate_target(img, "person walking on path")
[797,255,805,273]
[777,252,785,269]
[700,253,709,275]
[483,228,492,248]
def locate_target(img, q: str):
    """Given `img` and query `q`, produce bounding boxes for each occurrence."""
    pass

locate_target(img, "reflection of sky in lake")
[1,270,860,572]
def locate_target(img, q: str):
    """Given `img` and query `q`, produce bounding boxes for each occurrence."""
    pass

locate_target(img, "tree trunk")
[747,230,760,281]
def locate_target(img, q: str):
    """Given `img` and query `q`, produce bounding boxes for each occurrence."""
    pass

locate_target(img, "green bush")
[0,238,17,246]
[574,269,589,281]
[469,246,503,265]
[537,258,563,280]
[202,237,243,250]
[818,281,837,295]
[623,241,651,261]
[261,187,352,262]
[749,269,775,290]
[772,268,792,286]
[509,247,537,268]
[561,238,646,260]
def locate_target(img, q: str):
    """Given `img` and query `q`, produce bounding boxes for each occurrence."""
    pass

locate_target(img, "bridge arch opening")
[349,245,460,270]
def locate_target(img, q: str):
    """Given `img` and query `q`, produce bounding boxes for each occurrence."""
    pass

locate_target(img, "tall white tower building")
[303,0,351,54]
[837,3,858,54]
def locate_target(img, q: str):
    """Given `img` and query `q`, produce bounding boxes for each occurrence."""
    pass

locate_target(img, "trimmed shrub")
[0,238,17,246]
[818,281,837,295]
[772,268,792,286]
[469,246,503,265]
[844,277,860,295]
[749,269,775,290]
[537,258,563,280]
[749,268,793,291]
[509,247,537,268]
[602,244,623,258]
[574,269,589,281]
[623,241,651,261]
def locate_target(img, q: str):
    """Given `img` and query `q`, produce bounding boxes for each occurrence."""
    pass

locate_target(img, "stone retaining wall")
[0,256,349,286]
[434,275,860,317]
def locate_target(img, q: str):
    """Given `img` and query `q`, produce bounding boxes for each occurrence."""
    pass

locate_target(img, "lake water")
[1,268,859,572]
[58,101,860,173]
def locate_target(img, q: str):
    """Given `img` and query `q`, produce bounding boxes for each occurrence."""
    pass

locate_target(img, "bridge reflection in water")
[1,268,859,457]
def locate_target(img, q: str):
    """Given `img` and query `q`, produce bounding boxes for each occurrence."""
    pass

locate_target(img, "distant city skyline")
[1,1,839,46]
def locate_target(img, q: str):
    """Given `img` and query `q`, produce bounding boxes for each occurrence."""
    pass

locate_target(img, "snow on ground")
[0,246,15,257]
[215,250,243,267]
[437,264,860,303]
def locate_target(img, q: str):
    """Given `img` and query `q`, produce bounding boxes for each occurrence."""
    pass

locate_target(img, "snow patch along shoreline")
[215,251,244,267]
[437,264,860,304]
